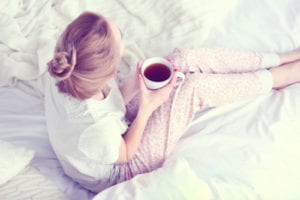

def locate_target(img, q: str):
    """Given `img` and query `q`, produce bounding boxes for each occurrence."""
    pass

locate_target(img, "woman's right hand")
[136,62,177,116]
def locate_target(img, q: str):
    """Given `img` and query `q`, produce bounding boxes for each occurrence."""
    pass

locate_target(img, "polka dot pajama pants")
[118,47,279,181]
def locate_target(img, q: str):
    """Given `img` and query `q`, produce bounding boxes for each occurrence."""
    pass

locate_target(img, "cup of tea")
[141,57,185,90]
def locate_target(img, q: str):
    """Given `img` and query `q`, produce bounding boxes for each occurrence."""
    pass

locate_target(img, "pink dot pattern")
[118,47,273,182]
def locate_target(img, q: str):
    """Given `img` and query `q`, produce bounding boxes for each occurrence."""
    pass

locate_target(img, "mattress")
[0,0,300,199]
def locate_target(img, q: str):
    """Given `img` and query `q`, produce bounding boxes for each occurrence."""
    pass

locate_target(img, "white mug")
[141,57,185,90]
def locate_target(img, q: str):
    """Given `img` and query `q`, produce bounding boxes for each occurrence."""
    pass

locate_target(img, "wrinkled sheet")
[0,0,235,86]
[0,166,68,200]
[1,0,300,199]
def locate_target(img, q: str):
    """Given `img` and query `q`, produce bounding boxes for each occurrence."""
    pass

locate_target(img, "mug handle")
[174,72,185,86]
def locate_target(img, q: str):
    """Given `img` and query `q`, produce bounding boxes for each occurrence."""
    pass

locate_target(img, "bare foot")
[279,49,300,65]
[270,60,300,89]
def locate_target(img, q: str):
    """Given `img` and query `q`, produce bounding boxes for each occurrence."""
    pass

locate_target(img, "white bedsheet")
[0,81,94,200]
[1,0,300,199]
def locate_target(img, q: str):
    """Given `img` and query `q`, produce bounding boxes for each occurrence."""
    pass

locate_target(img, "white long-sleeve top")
[44,73,127,191]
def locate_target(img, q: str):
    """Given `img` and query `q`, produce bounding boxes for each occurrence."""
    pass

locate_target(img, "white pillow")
[0,140,34,185]
[93,157,212,200]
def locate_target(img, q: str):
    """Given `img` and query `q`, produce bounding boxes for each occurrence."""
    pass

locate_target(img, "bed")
[0,0,300,199]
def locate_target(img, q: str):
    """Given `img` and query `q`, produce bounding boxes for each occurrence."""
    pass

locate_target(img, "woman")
[45,12,300,192]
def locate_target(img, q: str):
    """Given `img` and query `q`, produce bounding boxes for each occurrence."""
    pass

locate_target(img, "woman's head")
[48,12,122,100]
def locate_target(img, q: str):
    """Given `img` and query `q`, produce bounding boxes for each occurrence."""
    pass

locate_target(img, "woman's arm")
[115,107,151,164]
[115,64,177,164]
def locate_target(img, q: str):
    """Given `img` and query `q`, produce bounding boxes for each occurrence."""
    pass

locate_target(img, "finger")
[157,74,177,93]
[136,61,143,75]
[169,72,178,86]
[137,73,147,91]
[174,66,179,71]
[166,58,179,71]
[136,61,147,90]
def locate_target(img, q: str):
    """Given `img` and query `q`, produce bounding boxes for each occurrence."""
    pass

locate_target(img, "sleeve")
[78,117,125,164]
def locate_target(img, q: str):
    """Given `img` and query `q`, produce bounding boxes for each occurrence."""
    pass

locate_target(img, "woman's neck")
[92,91,105,101]
[92,85,110,101]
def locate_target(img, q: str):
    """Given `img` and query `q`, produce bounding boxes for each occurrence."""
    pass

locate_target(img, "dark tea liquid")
[144,63,171,82]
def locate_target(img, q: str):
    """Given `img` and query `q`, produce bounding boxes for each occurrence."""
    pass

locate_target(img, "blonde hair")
[47,12,120,100]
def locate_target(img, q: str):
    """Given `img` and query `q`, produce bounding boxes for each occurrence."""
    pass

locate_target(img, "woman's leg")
[166,47,300,74]
[179,61,300,108]
[119,61,300,181]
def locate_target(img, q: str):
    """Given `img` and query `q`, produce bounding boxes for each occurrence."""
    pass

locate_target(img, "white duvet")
[1,0,300,200]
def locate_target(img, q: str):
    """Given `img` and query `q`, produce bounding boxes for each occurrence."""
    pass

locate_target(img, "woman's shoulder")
[45,75,126,124]
[85,79,126,119]
[44,73,90,120]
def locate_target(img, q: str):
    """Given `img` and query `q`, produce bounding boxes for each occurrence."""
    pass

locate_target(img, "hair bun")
[48,52,75,81]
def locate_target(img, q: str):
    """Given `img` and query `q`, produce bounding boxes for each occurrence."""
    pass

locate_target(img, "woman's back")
[44,73,127,192]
